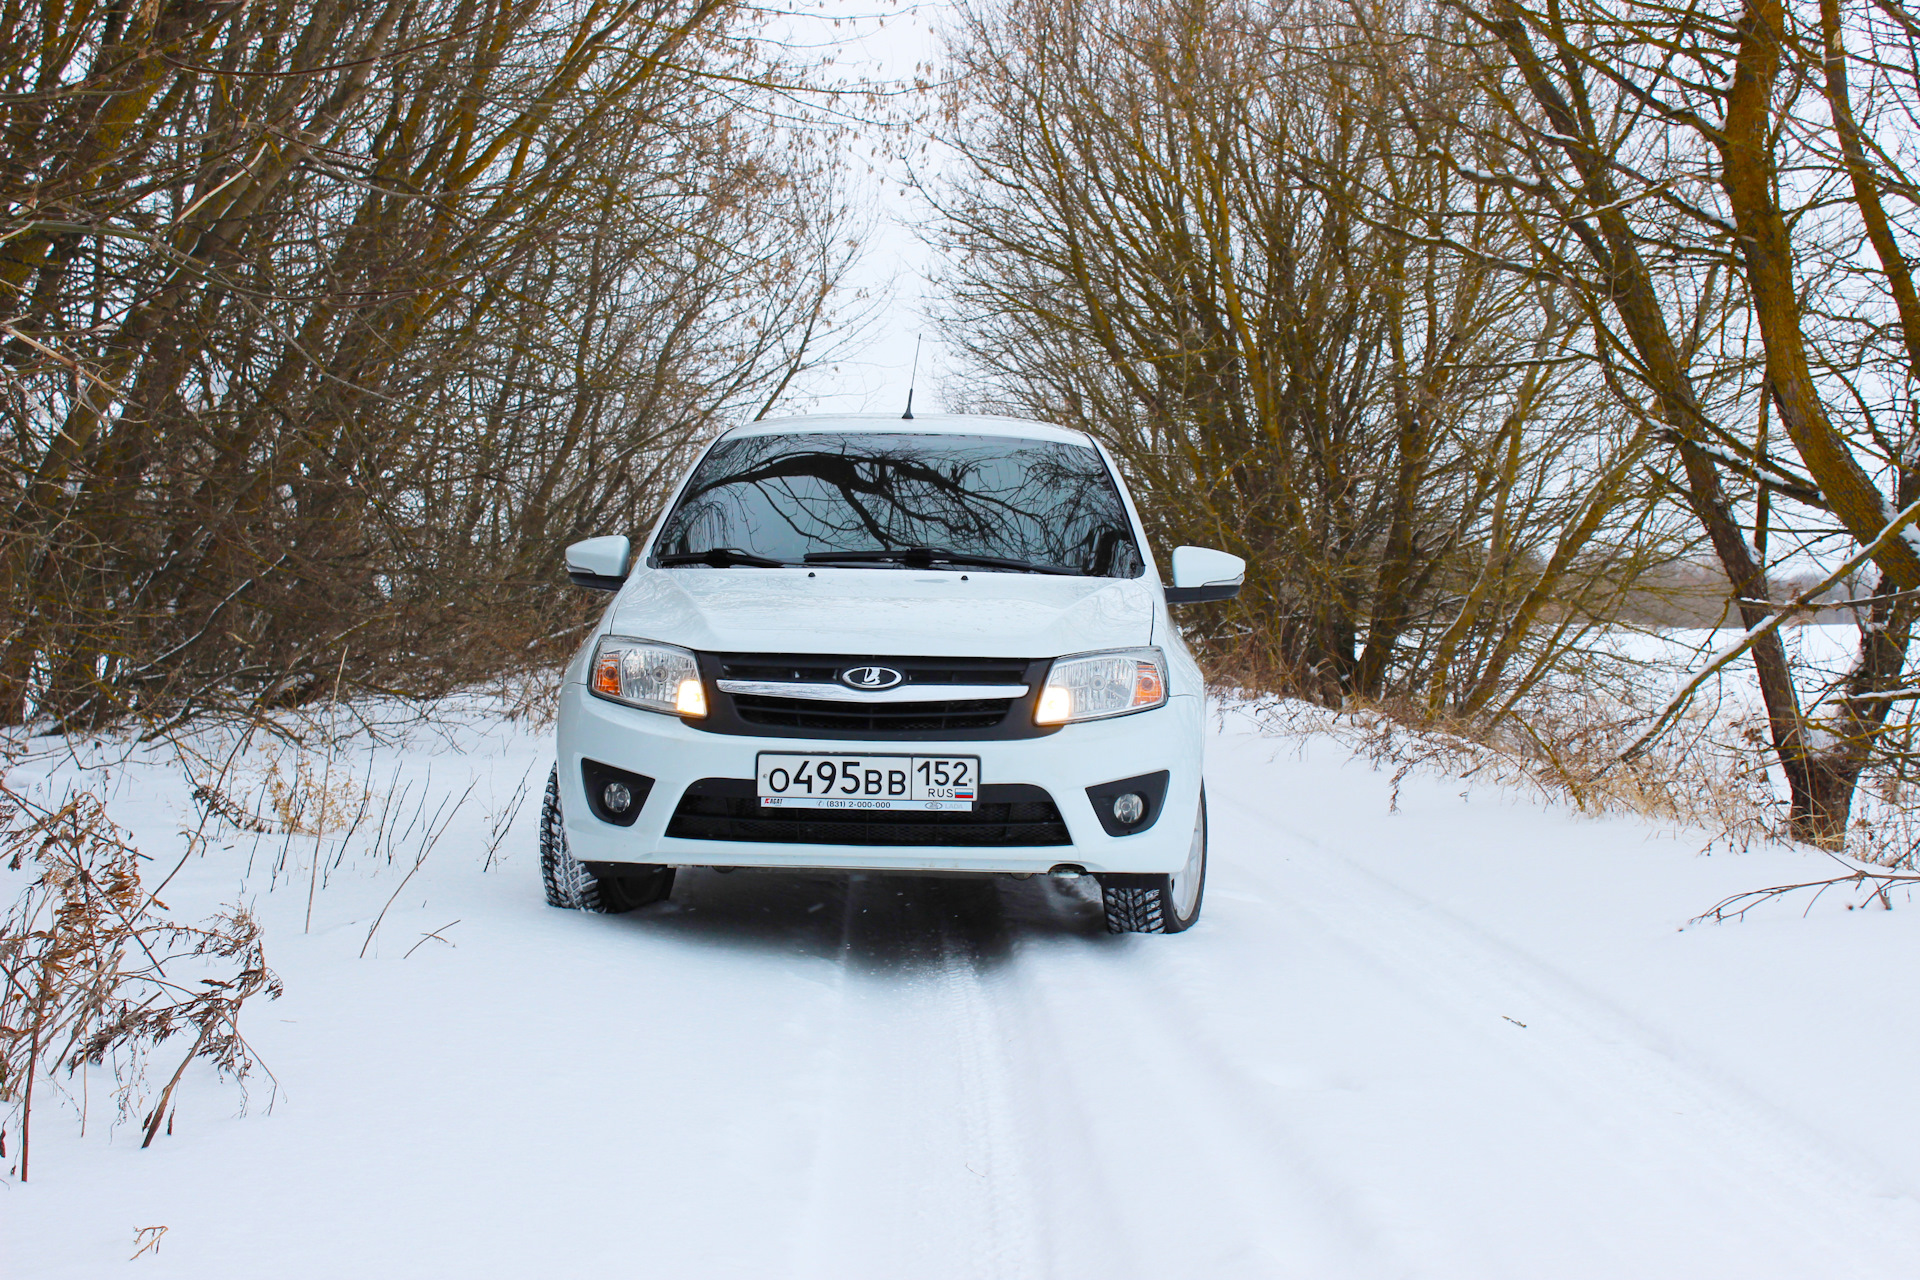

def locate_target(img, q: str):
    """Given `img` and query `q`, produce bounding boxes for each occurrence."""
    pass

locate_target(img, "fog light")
[1112,792,1146,825]
[603,781,633,814]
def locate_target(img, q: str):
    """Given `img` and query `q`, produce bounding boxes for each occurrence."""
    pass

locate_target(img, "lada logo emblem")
[841,665,903,690]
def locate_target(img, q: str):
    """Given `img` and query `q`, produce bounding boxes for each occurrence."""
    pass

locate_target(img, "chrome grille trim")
[715,679,1030,704]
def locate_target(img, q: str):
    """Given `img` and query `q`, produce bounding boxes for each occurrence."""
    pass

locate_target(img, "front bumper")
[554,681,1204,874]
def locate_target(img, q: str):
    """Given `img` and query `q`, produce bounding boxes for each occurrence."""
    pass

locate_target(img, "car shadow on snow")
[608,868,1114,975]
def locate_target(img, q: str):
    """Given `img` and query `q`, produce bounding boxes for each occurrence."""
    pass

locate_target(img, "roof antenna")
[901,336,921,420]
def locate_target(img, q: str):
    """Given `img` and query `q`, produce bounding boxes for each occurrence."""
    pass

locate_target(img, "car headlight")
[1034,647,1167,725]
[590,636,707,717]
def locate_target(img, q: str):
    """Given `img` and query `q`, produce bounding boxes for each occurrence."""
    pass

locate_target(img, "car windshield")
[651,432,1145,576]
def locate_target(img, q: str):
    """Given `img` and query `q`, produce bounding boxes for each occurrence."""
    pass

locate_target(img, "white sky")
[773,1,962,418]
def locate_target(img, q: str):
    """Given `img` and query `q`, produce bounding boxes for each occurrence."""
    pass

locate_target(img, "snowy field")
[7,690,1920,1278]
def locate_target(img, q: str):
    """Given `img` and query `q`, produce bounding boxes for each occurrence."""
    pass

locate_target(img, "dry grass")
[1226,688,1781,845]
[1208,625,1920,888]
[0,781,280,1181]
[260,748,377,838]
[1201,618,1791,854]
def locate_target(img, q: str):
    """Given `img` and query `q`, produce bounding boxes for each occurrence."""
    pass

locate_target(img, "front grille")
[691,652,1060,741]
[666,779,1072,846]
[731,694,1011,733]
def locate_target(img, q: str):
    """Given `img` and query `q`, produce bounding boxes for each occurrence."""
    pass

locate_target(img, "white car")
[541,414,1244,933]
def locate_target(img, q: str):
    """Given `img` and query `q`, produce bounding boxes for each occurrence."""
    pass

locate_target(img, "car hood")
[602,567,1156,657]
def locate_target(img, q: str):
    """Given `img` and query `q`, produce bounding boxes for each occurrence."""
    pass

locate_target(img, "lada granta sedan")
[542,414,1244,933]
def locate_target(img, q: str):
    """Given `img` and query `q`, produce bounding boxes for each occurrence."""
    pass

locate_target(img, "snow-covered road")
[10,700,1920,1277]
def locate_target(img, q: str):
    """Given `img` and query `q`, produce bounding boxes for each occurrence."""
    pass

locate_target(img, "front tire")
[539,767,674,913]
[1097,790,1206,934]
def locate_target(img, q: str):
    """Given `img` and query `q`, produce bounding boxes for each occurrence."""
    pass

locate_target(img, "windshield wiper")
[802,546,1081,575]
[656,547,789,568]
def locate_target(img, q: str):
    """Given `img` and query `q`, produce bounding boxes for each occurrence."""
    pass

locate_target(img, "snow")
[7,694,1920,1277]
[1607,622,1867,717]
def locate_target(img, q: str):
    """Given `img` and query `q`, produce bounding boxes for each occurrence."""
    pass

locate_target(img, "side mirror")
[1166,546,1245,604]
[566,535,632,591]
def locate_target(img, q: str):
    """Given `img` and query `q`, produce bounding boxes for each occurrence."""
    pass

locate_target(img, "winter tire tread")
[1101,884,1168,934]
[539,766,672,913]
[1098,790,1205,934]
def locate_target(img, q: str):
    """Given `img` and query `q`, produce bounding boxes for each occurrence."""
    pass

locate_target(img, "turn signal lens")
[1034,648,1169,725]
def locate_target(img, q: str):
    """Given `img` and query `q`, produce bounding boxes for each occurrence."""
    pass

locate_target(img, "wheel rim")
[1168,800,1206,920]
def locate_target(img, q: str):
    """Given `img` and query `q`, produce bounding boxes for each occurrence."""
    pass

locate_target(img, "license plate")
[755,754,980,810]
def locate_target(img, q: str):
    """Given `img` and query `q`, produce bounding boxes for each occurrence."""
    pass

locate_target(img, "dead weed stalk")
[0,782,280,1181]
[1691,852,1920,922]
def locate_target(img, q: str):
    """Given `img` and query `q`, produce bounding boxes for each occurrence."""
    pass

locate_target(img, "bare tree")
[930,0,1678,713]
[0,0,864,727]
[1446,0,1920,844]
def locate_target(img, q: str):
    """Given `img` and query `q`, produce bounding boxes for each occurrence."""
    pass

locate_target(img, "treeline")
[932,0,1920,846]
[1,0,857,729]
[9,0,1920,851]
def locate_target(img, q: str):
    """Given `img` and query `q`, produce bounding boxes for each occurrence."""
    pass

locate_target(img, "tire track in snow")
[996,915,1415,1279]
[1210,787,1920,1277]
[786,874,1043,1280]
[645,778,1920,1280]
[933,926,1042,1280]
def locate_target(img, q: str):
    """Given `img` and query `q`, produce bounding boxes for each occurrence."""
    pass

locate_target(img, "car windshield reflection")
[652,432,1145,577]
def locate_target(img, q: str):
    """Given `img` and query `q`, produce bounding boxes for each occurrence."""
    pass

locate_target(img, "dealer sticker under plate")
[755,753,979,810]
